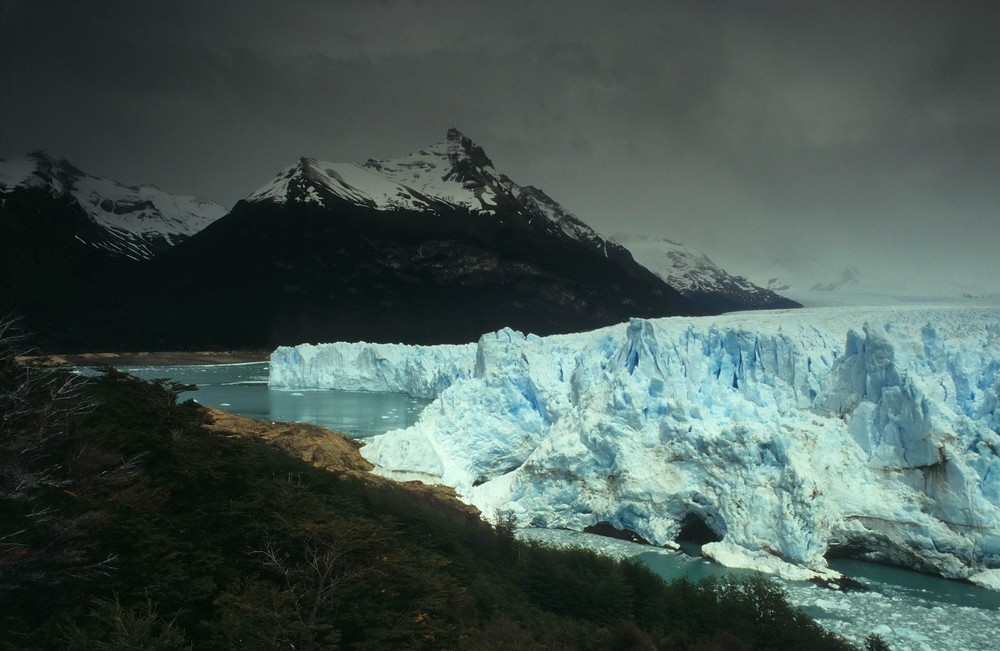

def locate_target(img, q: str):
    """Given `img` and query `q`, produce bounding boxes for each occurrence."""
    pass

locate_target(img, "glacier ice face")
[269,340,476,399]
[270,306,1000,583]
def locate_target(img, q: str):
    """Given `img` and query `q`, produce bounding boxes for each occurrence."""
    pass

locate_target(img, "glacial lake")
[112,361,429,437]
[112,362,999,651]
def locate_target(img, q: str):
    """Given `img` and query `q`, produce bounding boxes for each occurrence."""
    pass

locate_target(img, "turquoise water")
[826,559,1000,610]
[637,549,762,583]
[635,547,999,611]
[636,551,1000,610]
[112,362,429,437]
[639,549,1000,649]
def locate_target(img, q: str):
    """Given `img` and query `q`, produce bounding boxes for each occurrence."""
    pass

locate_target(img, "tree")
[864,633,892,651]
[212,524,380,650]
[493,509,518,560]
[64,595,191,651]
[0,315,95,500]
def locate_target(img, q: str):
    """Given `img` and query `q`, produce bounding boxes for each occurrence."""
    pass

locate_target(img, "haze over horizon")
[2,1,998,295]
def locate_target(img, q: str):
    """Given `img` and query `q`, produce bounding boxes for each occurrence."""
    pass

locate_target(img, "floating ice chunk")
[968,568,1000,591]
[701,540,839,582]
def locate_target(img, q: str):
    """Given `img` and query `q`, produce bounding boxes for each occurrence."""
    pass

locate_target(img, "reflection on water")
[112,362,429,437]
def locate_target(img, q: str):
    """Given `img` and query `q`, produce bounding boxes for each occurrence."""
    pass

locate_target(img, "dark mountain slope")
[0,189,138,349]
[111,198,699,349]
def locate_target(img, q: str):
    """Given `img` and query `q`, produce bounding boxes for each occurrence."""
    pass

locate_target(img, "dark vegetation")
[1,322,862,650]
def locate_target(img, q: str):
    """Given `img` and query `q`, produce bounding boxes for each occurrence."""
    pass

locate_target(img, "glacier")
[269,306,1000,585]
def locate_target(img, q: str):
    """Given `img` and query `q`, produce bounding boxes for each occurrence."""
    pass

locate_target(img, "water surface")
[114,362,429,437]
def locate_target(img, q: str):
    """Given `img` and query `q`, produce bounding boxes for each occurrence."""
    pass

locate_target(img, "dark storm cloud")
[2,0,998,286]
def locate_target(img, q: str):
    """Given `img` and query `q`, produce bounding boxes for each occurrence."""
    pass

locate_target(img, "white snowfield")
[269,306,1000,586]
[246,128,507,212]
[617,236,753,297]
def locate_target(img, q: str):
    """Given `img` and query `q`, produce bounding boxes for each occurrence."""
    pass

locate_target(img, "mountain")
[1,131,797,351]
[270,305,1000,590]
[0,151,226,260]
[614,236,801,312]
[243,128,656,270]
[735,255,1000,308]
[0,153,228,349]
[100,129,710,350]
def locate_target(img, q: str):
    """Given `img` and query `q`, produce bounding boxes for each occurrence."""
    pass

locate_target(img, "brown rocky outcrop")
[202,407,481,521]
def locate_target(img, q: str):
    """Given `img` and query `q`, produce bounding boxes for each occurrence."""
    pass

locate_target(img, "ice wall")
[270,340,476,398]
[270,306,1000,584]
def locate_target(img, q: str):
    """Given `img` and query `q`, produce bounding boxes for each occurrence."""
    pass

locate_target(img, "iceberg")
[269,306,1000,583]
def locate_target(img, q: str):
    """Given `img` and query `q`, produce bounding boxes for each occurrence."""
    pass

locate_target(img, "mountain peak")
[0,152,226,260]
[617,235,801,311]
[245,131,626,253]
[249,130,504,211]
[445,128,494,170]
[0,151,83,196]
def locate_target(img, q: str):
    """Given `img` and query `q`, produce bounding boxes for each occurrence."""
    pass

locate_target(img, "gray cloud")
[2,0,998,287]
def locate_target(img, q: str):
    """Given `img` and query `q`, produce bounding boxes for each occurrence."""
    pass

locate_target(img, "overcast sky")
[2,1,998,287]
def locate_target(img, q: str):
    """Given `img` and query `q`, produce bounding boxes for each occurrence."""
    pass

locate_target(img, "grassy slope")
[0,366,858,650]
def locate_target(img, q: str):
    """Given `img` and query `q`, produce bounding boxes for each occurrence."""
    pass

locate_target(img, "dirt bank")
[202,407,481,519]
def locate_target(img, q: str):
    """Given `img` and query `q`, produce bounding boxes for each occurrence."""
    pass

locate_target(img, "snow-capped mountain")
[615,236,800,311]
[735,255,1000,308]
[247,128,624,261]
[98,128,703,350]
[270,305,1000,589]
[0,152,226,260]
[0,131,794,351]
